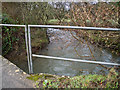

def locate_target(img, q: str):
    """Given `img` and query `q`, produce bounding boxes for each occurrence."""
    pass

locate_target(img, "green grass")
[27,74,44,82]
[47,19,59,24]
[62,19,71,23]
[27,68,119,88]
[47,19,71,24]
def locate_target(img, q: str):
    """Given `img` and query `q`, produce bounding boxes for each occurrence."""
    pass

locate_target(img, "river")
[31,28,120,76]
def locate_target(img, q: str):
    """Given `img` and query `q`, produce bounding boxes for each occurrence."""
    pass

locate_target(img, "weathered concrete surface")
[0,55,34,88]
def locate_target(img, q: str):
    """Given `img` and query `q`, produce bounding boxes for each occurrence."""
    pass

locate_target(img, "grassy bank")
[27,68,119,88]
[47,19,71,25]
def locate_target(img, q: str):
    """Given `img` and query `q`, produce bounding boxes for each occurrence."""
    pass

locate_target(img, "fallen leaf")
[23,72,26,74]
[15,69,19,73]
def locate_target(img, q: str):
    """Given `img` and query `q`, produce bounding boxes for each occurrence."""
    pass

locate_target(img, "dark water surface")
[10,28,120,76]
[32,28,120,76]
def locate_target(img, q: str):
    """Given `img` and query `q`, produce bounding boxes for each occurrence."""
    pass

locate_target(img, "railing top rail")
[28,25,120,31]
[1,24,120,31]
[0,24,26,27]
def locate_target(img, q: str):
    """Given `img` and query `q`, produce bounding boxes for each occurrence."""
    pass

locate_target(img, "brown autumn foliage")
[55,2,120,73]
[64,2,120,55]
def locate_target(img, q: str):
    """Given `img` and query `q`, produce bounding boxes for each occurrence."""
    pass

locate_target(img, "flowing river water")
[31,28,120,76]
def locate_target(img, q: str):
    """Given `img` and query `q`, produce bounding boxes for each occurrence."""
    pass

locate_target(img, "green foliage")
[2,14,19,56]
[27,74,44,81]
[2,14,14,24]
[2,2,56,25]
[2,3,50,56]
[48,19,71,25]
[30,28,49,54]
[28,68,119,88]
[47,19,59,24]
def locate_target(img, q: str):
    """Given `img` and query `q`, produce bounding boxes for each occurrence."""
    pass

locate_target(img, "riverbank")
[27,68,119,88]
[0,56,119,88]
[27,28,119,88]
[1,55,34,88]
[2,13,49,63]
[82,30,120,56]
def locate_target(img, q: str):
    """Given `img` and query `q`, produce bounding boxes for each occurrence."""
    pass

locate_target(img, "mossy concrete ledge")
[0,55,34,88]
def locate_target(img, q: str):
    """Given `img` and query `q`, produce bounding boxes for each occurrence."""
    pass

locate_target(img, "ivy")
[2,14,19,56]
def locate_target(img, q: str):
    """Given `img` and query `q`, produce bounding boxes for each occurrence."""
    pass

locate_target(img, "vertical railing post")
[28,25,33,73]
[24,25,31,73]
[0,24,33,74]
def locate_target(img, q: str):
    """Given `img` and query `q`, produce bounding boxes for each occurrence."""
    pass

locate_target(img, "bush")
[2,14,19,56]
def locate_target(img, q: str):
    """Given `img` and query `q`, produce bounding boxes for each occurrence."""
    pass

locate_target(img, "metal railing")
[1,24,120,74]
[0,24,31,73]
[28,25,120,74]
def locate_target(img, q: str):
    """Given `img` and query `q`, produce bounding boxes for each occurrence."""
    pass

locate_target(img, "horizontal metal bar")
[0,24,32,73]
[0,24,26,27]
[32,54,120,66]
[28,25,120,31]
